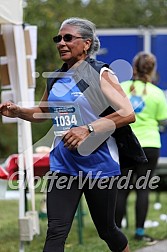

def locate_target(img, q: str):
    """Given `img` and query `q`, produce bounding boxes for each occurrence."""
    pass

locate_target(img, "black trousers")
[43,173,128,252]
[115,147,160,229]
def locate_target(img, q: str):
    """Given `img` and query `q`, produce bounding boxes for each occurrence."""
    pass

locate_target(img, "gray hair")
[60,17,100,56]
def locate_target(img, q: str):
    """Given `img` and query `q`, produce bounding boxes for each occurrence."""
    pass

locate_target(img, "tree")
[0,0,167,157]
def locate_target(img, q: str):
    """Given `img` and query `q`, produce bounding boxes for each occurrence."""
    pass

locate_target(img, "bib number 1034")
[52,104,83,135]
[54,114,77,127]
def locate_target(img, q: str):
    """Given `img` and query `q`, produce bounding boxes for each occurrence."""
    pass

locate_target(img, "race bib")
[52,103,83,136]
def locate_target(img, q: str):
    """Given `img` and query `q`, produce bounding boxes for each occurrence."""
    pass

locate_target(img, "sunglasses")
[53,34,83,44]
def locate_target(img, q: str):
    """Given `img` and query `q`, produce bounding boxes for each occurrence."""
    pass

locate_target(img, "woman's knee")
[47,220,71,244]
[98,226,128,252]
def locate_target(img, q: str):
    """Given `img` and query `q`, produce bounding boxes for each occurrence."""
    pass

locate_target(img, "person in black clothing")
[115,51,167,245]
[0,18,147,252]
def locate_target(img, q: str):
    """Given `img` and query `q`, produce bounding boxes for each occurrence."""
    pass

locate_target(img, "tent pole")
[18,120,25,252]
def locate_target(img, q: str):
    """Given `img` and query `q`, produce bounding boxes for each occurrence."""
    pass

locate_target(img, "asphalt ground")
[135,239,167,252]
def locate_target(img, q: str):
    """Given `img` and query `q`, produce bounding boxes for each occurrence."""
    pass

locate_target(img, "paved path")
[135,239,167,252]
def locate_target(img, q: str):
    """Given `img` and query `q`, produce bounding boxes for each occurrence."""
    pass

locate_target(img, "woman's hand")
[62,125,89,150]
[0,90,49,123]
[0,101,20,118]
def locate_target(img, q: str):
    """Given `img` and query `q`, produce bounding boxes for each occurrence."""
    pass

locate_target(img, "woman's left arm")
[63,70,135,150]
[90,70,136,133]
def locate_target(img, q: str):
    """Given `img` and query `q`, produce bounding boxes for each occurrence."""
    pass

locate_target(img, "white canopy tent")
[0,0,23,24]
[0,1,39,251]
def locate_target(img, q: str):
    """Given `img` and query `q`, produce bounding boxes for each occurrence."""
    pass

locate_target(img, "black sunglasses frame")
[53,34,83,44]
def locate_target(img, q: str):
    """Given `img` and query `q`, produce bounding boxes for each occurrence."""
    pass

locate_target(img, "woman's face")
[55,24,91,67]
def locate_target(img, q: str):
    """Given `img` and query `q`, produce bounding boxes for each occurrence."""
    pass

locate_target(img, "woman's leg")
[43,172,82,252]
[115,167,133,228]
[135,148,159,230]
[84,177,129,252]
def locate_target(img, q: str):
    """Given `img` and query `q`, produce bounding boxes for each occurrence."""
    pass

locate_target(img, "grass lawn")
[0,191,166,252]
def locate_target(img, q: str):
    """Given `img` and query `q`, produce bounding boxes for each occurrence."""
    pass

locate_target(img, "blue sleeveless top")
[48,71,120,178]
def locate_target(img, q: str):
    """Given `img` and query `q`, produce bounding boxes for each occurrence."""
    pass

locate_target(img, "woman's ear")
[84,39,92,52]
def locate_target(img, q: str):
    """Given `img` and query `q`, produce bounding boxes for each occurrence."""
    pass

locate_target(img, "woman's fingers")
[0,102,20,117]
[64,138,79,150]
[63,133,79,149]
[63,126,89,150]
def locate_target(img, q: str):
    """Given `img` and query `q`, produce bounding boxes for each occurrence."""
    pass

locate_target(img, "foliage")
[0,0,167,157]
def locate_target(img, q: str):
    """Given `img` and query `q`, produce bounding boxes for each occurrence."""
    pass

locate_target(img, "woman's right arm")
[0,89,49,123]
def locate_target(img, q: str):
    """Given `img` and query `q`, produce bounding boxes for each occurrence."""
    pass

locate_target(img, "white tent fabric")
[0,0,23,24]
